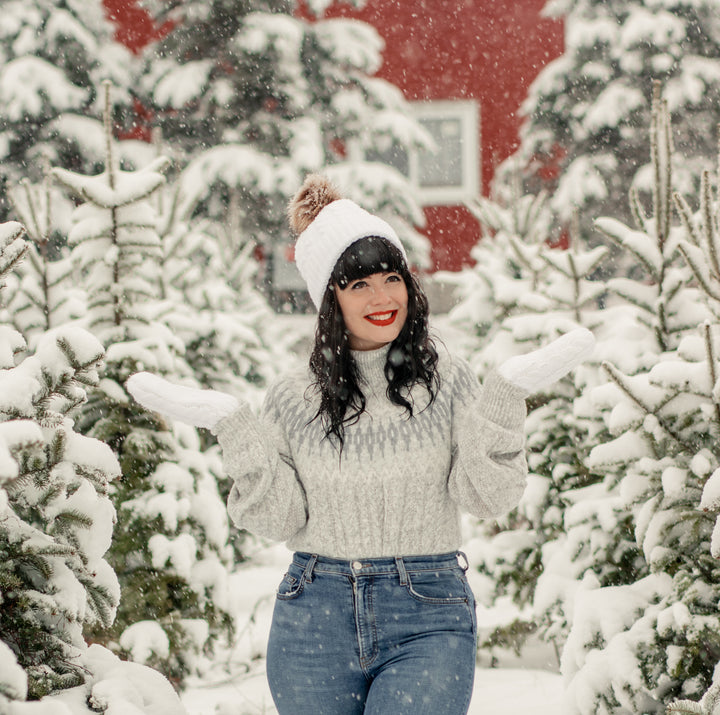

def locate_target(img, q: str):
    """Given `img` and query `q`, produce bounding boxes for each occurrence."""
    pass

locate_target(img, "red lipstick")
[365,310,398,326]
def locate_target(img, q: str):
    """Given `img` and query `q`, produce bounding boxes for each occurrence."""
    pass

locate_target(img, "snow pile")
[5,644,188,715]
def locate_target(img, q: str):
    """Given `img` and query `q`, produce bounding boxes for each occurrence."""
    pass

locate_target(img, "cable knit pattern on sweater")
[214,345,528,559]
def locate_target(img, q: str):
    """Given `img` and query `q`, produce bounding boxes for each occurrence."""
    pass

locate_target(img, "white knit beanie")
[289,175,407,310]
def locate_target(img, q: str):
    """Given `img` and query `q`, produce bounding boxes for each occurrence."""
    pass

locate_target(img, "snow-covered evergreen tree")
[509,0,720,241]
[473,237,611,636]
[153,144,303,411]
[0,0,137,221]
[565,304,720,712]
[560,90,720,714]
[442,181,623,658]
[52,84,234,684]
[0,220,122,702]
[449,89,707,669]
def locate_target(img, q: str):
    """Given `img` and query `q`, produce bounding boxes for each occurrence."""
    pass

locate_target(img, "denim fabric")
[266,551,477,714]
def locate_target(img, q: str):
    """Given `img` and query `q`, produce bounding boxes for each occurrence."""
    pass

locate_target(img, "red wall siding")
[102,0,174,53]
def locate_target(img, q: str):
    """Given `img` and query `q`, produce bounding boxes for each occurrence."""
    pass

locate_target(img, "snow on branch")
[52,159,170,210]
[0,221,27,292]
[600,361,694,451]
[668,680,720,714]
[595,216,663,278]
[674,170,720,309]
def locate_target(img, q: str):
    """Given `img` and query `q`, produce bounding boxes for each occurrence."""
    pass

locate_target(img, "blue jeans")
[266,551,477,714]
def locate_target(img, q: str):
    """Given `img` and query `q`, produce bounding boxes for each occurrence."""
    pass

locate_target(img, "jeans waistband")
[291,551,468,583]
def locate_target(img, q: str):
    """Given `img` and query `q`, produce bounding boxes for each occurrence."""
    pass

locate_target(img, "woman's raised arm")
[127,372,308,542]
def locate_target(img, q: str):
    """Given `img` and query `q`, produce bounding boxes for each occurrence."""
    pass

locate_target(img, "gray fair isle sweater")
[214,344,529,560]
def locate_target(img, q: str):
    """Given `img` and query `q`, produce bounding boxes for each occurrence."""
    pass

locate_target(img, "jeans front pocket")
[405,567,469,605]
[276,564,306,601]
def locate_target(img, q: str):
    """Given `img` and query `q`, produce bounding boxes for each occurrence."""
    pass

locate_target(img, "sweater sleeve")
[213,380,308,542]
[448,357,529,518]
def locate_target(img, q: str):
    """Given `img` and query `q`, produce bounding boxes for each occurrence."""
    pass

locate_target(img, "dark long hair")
[308,236,439,447]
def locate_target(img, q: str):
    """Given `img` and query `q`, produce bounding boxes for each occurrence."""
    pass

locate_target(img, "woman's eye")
[351,280,367,290]
[386,274,401,283]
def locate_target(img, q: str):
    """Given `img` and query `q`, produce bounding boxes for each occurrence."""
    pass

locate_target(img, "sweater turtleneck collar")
[351,343,391,387]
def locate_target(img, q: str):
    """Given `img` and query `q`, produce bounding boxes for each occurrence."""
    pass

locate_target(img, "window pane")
[366,143,410,177]
[417,117,463,188]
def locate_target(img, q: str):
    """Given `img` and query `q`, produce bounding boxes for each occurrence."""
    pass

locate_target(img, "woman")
[128,175,594,714]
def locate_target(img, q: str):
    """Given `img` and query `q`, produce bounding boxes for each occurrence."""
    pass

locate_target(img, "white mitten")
[498,327,596,394]
[126,372,239,431]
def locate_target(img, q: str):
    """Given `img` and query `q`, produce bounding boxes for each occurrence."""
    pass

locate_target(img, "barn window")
[367,99,480,206]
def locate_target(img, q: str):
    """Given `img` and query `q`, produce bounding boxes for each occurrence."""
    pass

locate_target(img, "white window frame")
[410,99,481,206]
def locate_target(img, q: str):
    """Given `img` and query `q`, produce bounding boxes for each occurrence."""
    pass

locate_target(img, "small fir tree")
[53,83,234,684]
[0,220,122,702]
[153,151,300,410]
[560,92,720,714]
[482,236,616,656]
[508,0,720,243]
[445,182,623,659]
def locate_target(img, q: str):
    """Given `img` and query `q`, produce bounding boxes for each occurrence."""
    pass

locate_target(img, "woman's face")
[335,271,408,351]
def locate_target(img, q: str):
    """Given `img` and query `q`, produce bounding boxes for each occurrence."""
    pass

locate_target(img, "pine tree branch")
[670,683,720,715]
[103,81,116,192]
[601,361,693,451]
[666,699,704,713]
[651,81,664,250]
[630,185,649,234]
[79,574,117,629]
[677,242,720,302]
[595,219,659,279]
[0,223,28,292]
[661,97,673,246]
[608,282,654,317]
[656,297,668,353]
[566,250,582,323]
[507,235,541,275]
[701,170,720,281]
[51,510,94,534]
[703,322,720,428]
[673,191,702,248]
[16,180,44,243]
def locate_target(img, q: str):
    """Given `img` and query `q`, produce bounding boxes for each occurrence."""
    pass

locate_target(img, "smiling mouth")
[365,311,398,326]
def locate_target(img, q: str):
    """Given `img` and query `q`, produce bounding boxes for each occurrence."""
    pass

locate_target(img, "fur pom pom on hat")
[289,174,407,310]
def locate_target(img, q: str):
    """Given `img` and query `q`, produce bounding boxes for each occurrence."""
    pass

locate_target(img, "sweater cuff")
[482,370,529,430]
[212,402,259,448]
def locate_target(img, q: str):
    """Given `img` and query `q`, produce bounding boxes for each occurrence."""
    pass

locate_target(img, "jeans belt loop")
[394,556,408,586]
[457,551,469,573]
[304,554,318,583]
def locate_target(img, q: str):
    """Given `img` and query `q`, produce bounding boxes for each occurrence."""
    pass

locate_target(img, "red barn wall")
[102,0,174,54]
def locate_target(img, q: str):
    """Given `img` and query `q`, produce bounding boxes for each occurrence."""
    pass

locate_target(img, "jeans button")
[352,560,363,570]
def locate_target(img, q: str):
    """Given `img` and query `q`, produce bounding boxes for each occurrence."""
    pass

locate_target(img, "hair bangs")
[332,236,406,289]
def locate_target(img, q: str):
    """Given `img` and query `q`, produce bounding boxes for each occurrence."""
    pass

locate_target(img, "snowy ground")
[180,309,565,714]
[182,667,563,715]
